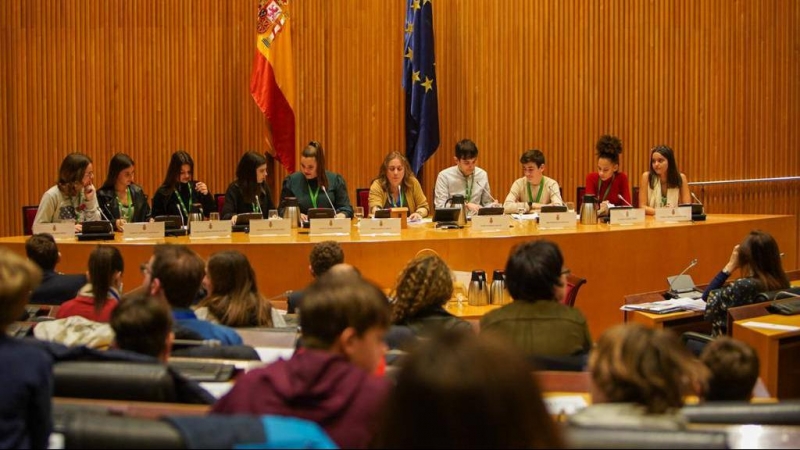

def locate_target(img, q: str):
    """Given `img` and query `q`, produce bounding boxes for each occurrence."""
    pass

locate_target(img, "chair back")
[632,186,640,208]
[682,400,800,425]
[57,413,184,449]
[725,287,800,334]
[54,361,178,402]
[23,205,39,235]
[355,188,370,212]
[564,426,728,449]
[563,273,587,307]
[214,194,225,214]
[576,186,586,213]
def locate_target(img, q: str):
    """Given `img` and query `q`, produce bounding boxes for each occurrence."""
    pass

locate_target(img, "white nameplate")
[539,211,577,230]
[249,218,291,236]
[310,218,351,236]
[610,208,645,226]
[33,223,75,240]
[360,218,401,235]
[190,220,232,239]
[123,222,165,240]
[654,206,692,222]
[470,215,510,232]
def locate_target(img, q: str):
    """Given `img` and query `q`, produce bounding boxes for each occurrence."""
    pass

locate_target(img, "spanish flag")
[251,0,296,172]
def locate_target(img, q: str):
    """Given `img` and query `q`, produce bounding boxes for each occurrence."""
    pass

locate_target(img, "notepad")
[741,321,800,332]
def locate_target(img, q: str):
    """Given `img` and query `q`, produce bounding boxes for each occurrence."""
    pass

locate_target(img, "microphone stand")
[321,186,339,217]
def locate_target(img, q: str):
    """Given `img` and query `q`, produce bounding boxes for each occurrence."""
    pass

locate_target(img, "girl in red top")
[56,246,123,322]
[585,135,631,214]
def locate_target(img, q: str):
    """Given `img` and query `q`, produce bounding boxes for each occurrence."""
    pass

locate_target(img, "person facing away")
[196,250,286,328]
[503,149,564,214]
[390,254,472,340]
[142,244,243,345]
[279,141,353,221]
[221,151,276,224]
[372,330,564,449]
[26,233,87,305]
[287,240,344,314]
[56,245,124,323]
[213,270,392,449]
[434,139,497,215]
[569,323,708,430]
[0,248,52,449]
[368,151,429,220]
[700,336,760,402]
[97,152,152,232]
[480,240,591,358]
[34,152,101,233]
[702,230,790,336]
[110,293,174,362]
[585,134,632,213]
[152,150,216,219]
[639,144,691,215]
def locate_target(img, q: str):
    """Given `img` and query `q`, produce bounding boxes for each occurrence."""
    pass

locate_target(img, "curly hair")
[309,241,344,276]
[391,255,454,323]
[595,135,623,165]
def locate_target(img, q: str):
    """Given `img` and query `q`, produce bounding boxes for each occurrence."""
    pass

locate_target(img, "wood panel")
[1,0,799,260]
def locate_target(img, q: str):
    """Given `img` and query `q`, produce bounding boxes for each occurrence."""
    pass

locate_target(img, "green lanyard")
[526,181,544,203]
[597,173,615,202]
[73,191,85,221]
[116,187,133,222]
[252,195,262,213]
[174,186,193,215]
[391,188,404,207]
[464,174,473,201]
[308,182,320,208]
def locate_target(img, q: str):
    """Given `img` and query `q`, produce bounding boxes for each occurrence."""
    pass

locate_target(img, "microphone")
[664,258,698,299]
[255,194,262,215]
[321,186,338,216]
[265,290,293,302]
[475,181,498,206]
[691,192,703,205]
[617,194,634,208]
[174,202,185,229]
[97,203,113,223]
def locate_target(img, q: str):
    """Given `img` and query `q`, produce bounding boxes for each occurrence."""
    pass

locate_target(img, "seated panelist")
[585,135,631,214]
[503,149,563,214]
[433,139,497,215]
[639,144,691,215]
[221,152,275,224]
[34,152,101,233]
[97,153,152,231]
[279,141,353,222]
[368,152,429,221]
[152,150,216,219]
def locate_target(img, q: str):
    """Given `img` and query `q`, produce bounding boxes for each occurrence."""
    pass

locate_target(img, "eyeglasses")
[561,268,571,276]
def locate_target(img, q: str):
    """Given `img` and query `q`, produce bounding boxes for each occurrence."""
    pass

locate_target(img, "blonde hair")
[0,248,42,328]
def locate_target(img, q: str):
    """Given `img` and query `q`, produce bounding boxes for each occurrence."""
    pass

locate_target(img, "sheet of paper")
[543,395,588,416]
[742,321,800,332]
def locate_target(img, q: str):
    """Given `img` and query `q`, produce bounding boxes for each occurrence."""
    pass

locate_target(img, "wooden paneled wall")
[1,0,798,259]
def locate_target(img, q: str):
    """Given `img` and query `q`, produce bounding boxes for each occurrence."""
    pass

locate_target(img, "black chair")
[528,353,589,372]
[682,401,800,425]
[563,425,729,449]
[56,413,184,449]
[54,361,179,403]
[681,331,715,356]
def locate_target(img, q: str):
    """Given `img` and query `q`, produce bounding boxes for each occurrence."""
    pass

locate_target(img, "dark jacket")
[399,306,474,338]
[152,182,216,219]
[221,182,275,220]
[30,270,87,305]
[279,171,353,218]
[97,183,152,230]
[212,349,391,448]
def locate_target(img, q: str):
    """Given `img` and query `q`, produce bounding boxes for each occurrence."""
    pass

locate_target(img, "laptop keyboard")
[168,361,236,382]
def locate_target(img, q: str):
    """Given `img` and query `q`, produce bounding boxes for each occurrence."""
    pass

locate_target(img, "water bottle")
[579,194,598,225]
[467,270,489,306]
[282,197,301,229]
[489,270,510,305]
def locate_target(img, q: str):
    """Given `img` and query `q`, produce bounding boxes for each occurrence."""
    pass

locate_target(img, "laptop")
[154,215,188,236]
[432,207,462,229]
[233,212,263,232]
[666,274,704,299]
[76,221,115,241]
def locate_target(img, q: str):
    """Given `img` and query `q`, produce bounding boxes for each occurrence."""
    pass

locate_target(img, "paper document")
[741,322,800,332]
[543,395,588,416]
[511,213,539,221]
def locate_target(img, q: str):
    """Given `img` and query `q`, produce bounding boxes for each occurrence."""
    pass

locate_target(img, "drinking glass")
[268,209,280,220]
[209,212,220,221]
[354,206,364,222]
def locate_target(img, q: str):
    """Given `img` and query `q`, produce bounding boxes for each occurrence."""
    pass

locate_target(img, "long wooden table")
[2,214,795,339]
[733,314,800,399]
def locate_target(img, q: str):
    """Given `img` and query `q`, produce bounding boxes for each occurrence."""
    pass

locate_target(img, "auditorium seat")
[632,186,640,208]
[355,188,369,213]
[54,361,180,403]
[22,205,38,235]
[576,186,586,212]
[214,194,225,214]
[563,425,728,449]
[682,401,800,425]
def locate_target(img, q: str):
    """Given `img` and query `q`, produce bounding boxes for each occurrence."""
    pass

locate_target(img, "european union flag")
[403,0,440,175]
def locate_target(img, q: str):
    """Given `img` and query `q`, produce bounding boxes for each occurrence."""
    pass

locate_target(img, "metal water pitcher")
[282,197,301,229]
[579,194,598,225]
[489,269,510,305]
[468,269,489,306]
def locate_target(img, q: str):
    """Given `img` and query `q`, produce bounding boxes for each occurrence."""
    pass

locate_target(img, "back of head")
[700,337,759,402]
[0,248,42,329]
[299,270,389,350]
[520,149,546,166]
[374,330,562,448]
[309,241,344,277]
[595,135,623,164]
[203,250,272,327]
[391,254,453,323]
[454,139,479,159]
[26,233,59,271]
[738,230,790,291]
[505,240,563,302]
[88,246,124,313]
[151,244,205,308]
[111,294,173,359]
[589,323,707,413]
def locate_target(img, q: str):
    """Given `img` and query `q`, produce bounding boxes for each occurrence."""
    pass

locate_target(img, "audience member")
[0,248,52,449]
[26,233,87,305]
[287,240,345,314]
[97,152,152,231]
[56,245,124,322]
[221,151,275,224]
[703,230,790,336]
[390,254,471,340]
[434,139,496,214]
[639,144,691,215]
[584,134,631,213]
[368,151,429,220]
[213,270,392,448]
[503,149,564,213]
[152,150,216,218]
[373,330,563,448]
[700,336,760,402]
[196,250,286,328]
[480,240,591,358]
[569,323,708,430]
[110,294,174,362]
[143,245,243,345]
[33,152,101,232]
